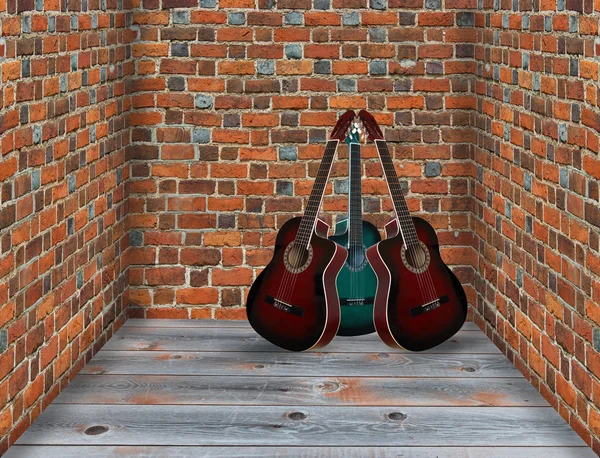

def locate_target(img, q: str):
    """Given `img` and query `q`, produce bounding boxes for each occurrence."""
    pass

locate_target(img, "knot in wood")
[387,412,407,421]
[377,352,389,358]
[462,366,476,372]
[84,425,109,435]
[255,364,265,369]
[288,411,307,421]
[170,354,182,359]
[315,381,339,392]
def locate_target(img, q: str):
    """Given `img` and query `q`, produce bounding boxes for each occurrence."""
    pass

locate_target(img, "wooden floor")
[6,319,595,457]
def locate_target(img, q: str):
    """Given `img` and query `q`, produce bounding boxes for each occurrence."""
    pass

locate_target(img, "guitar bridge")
[265,295,304,317]
[410,295,449,317]
[341,297,374,306]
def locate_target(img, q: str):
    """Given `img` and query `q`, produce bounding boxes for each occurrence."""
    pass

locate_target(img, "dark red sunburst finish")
[359,109,467,352]
[246,217,347,352]
[246,110,354,351]
[366,218,467,351]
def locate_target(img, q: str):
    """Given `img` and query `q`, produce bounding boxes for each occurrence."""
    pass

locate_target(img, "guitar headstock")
[357,109,384,142]
[344,118,365,146]
[329,110,355,141]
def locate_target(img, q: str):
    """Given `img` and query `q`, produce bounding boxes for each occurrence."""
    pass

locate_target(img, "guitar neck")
[348,142,363,247]
[296,139,340,247]
[374,139,419,246]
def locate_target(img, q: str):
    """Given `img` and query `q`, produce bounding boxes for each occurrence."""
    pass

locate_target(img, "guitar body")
[367,217,468,351]
[330,219,380,336]
[246,217,347,352]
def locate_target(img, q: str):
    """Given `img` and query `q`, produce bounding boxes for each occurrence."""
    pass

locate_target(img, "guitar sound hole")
[346,245,367,271]
[401,241,430,274]
[284,243,313,274]
[406,245,426,269]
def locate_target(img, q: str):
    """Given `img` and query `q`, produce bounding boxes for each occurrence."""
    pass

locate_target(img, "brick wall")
[126,0,477,320]
[2,0,600,453]
[470,0,600,454]
[0,0,133,452]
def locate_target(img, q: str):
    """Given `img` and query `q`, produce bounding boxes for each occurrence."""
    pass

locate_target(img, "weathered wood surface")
[54,375,546,406]
[122,319,480,331]
[5,446,596,458]
[9,319,594,457]
[82,350,521,378]
[105,326,500,354]
[14,405,589,447]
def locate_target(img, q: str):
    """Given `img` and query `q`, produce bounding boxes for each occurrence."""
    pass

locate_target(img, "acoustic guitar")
[359,110,468,351]
[245,110,354,351]
[330,120,379,336]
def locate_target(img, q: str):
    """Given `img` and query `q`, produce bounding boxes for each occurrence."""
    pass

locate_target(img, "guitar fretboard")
[348,142,363,248]
[375,139,419,246]
[295,139,339,247]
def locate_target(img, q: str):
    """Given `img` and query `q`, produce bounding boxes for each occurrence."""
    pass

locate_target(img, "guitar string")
[377,140,439,304]
[276,142,335,305]
[284,140,340,304]
[375,140,430,303]
[276,140,340,306]
[387,143,439,304]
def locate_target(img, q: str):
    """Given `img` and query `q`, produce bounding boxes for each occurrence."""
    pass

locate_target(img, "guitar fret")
[375,139,419,245]
[296,140,339,246]
[348,142,363,247]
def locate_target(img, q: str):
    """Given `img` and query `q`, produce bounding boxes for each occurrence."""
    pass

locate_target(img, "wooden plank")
[14,405,588,447]
[54,374,548,407]
[5,446,596,458]
[122,319,481,332]
[82,351,521,378]
[106,327,500,354]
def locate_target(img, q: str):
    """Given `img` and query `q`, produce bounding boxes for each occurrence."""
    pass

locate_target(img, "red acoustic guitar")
[359,110,468,351]
[245,111,354,351]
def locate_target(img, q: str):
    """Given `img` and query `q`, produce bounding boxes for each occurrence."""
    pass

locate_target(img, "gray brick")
[342,12,359,26]
[314,60,331,74]
[200,0,216,6]
[68,175,76,194]
[315,0,330,9]
[558,123,568,142]
[524,173,532,191]
[456,12,474,27]
[196,94,214,109]
[173,11,190,25]
[0,330,7,353]
[560,168,569,188]
[334,179,349,195]
[33,125,42,144]
[172,43,188,57]
[257,60,274,75]
[32,170,40,190]
[193,128,210,143]
[594,328,600,352]
[276,181,293,196]
[370,0,386,9]
[130,230,143,246]
[285,44,302,59]
[425,0,441,8]
[424,162,441,177]
[228,12,246,25]
[338,79,356,92]
[369,28,386,42]
[279,146,297,161]
[369,60,387,75]
[285,12,303,25]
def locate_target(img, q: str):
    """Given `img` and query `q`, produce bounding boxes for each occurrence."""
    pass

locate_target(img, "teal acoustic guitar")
[330,121,380,336]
